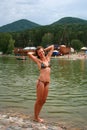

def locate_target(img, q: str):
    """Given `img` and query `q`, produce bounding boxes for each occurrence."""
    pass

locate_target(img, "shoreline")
[0,53,87,60]
[0,110,85,130]
[52,53,87,60]
[0,111,66,130]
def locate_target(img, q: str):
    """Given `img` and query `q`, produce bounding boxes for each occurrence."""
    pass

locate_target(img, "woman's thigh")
[36,80,44,100]
[43,83,49,100]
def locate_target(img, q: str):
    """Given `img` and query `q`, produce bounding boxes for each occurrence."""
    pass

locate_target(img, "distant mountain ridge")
[0,19,40,32]
[51,17,87,25]
[0,17,87,32]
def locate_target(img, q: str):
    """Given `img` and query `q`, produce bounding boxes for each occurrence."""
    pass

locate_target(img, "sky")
[0,0,87,27]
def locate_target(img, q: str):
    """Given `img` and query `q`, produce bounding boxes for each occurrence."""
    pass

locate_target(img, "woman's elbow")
[51,45,54,50]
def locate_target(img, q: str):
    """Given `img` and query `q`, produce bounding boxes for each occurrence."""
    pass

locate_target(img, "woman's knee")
[37,99,46,105]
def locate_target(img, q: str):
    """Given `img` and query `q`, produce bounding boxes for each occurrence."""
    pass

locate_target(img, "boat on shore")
[14,47,36,56]
[16,56,26,60]
[14,47,36,60]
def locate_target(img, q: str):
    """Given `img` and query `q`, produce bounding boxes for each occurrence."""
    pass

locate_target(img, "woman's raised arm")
[27,52,38,63]
[44,45,54,59]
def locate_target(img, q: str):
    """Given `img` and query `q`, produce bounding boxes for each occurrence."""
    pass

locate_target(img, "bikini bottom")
[38,79,49,86]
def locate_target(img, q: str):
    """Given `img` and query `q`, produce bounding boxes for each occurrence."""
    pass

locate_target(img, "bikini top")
[41,62,51,69]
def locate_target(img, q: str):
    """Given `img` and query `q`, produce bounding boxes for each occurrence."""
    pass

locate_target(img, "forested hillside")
[51,17,87,25]
[0,17,87,54]
[0,19,40,32]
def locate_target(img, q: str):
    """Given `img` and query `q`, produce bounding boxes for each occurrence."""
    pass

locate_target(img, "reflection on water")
[0,56,87,129]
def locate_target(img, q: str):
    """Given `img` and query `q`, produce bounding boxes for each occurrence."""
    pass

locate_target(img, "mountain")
[51,17,87,25]
[0,17,87,32]
[0,19,41,32]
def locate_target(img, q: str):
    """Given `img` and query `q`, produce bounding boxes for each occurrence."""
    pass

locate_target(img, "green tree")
[0,33,15,54]
[7,38,15,54]
[71,39,83,51]
[41,33,54,47]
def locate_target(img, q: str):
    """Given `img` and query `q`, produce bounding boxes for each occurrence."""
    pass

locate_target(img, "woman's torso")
[37,60,51,82]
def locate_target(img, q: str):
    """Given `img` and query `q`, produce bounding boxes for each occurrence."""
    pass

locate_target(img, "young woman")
[27,45,54,122]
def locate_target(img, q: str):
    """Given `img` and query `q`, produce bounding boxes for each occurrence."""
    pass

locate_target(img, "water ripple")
[0,57,87,128]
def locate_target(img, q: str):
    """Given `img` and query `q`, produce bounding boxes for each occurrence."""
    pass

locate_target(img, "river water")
[0,56,87,129]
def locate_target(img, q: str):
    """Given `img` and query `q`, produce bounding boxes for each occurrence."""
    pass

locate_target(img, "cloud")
[0,0,87,26]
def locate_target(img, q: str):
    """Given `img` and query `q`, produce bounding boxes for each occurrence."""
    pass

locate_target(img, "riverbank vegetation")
[0,17,87,54]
